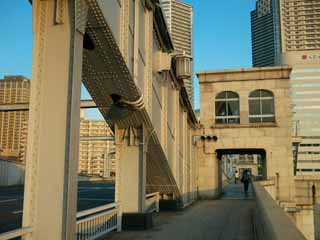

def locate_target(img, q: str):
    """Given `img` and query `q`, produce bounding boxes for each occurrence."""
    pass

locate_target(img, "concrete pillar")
[22,1,85,239]
[115,125,150,229]
[197,145,220,199]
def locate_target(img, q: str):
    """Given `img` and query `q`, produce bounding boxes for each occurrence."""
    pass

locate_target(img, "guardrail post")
[117,204,122,232]
[156,192,160,213]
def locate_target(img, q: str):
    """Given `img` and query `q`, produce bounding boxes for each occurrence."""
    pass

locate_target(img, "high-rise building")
[251,0,320,66]
[251,0,281,67]
[78,111,116,177]
[160,0,194,106]
[251,0,320,174]
[280,0,320,53]
[0,76,30,163]
[280,0,320,175]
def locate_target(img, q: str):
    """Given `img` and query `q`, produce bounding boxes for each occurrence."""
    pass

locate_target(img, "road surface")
[0,181,115,234]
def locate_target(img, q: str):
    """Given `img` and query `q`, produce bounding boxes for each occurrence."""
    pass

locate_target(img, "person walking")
[234,170,239,184]
[241,170,251,194]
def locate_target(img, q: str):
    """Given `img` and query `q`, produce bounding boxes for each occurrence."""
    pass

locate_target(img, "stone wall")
[196,66,295,201]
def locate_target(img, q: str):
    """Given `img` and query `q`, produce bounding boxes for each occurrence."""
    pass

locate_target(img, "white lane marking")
[78,187,114,192]
[0,195,23,199]
[12,210,22,214]
[79,198,113,201]
[78,189,93,193]
[0,198,23,203]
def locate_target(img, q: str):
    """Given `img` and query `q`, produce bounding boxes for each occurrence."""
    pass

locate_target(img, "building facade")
[78,111,115,177]
[196,66,294,201]
[251,0,320,174]
[0,76,30,163]
[160,0,194,105]
[280,0,320,174]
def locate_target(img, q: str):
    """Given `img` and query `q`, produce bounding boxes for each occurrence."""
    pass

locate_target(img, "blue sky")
[0,0,256,118]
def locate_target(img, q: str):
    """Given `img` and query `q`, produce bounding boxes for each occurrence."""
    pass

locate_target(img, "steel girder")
[82,0,181,198]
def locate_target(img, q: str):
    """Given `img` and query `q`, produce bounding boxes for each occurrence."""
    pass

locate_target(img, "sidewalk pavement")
[108,184,255,240]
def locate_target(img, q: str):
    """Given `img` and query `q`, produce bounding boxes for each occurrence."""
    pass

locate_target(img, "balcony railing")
[76,202,121,240]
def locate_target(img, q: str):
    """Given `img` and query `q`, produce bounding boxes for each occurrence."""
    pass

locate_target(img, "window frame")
[215,91,240,124]
[248,89,275,123]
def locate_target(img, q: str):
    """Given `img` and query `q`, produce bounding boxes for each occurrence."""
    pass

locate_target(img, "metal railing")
[0,227,32,240]
[76,202,121,240]
[145,192,160,213]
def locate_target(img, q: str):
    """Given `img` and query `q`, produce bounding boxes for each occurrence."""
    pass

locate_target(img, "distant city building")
[279,0,320,53]
[251,0,320,67]
[78,110,116,177]
[279,0,320,175]
[0,76,30,163]
[250,0,320,174]
[221,154,263,177]
[0,77,116,176]
[251,0,281,67]
[160,0,194,106]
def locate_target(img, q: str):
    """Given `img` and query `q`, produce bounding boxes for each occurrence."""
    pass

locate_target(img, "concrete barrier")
[253,182,306,240]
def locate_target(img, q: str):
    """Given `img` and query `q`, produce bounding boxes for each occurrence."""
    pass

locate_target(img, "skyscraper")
[251,0,281,67]
[160,0,194,106]
[251,0,320,174]
[0,76,30,163]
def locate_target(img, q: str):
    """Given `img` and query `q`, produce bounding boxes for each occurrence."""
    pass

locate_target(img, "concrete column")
[115,125,149,229]
[197,143,220,199]
[23,1,85,239]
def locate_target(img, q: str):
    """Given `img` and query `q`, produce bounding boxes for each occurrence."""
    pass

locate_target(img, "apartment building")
[78,111,115,177]
[0,76,30,163]
[160,0,194,105]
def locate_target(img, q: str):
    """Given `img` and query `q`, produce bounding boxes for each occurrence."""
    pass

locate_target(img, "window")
[215,91,240,124]
[249,90,275,123]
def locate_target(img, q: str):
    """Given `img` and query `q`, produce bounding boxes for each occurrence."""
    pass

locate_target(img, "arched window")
[249,90,275,123]
[215,91,240,124]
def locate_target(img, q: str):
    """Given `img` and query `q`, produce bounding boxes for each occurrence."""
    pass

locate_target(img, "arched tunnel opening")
[216,148,267,198]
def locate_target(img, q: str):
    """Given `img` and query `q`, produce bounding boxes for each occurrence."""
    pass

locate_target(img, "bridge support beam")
[115,125,151,230]
[22,1,85,239]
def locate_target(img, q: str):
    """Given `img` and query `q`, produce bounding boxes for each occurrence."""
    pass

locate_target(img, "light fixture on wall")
[175,51,192,79]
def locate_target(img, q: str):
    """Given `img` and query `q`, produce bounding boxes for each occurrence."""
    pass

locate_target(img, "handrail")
[76,202,122,240]
[146,192,159,199]
[76,202,118,218]
[145,192,160,213]
[0,227,32,240]
[253,182,306,240]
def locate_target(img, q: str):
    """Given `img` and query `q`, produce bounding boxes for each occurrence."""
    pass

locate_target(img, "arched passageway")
[216,149,267,199]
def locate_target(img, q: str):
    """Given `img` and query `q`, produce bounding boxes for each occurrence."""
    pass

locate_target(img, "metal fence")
[145,192,160,213]
[76,202,121,240]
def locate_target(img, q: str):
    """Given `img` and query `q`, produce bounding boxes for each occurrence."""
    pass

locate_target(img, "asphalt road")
[0,181,115,234]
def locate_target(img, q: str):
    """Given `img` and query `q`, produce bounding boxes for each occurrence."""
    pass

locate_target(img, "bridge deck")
[109,184,255,240]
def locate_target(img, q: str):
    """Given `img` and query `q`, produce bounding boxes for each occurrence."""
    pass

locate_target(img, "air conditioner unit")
[154,51,172,72]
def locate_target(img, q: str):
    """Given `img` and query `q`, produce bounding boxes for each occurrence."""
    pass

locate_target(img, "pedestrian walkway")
[222,183,253,200]
[108,184,255,240]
